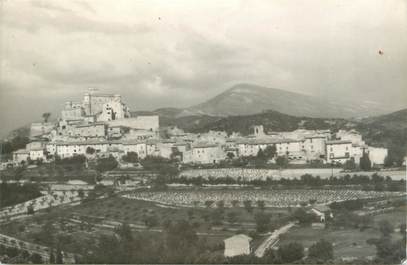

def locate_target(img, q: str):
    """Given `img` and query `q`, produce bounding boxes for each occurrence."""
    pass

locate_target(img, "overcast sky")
[1,0,406,137]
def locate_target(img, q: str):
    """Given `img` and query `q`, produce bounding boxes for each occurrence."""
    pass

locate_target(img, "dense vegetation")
[81,221,222,264]
[96,155,118,172]
[356,121,407,167]
[0,245,43,264]
[0,182,42,207]
[166,173,406,192]
[366,219,406,264]
[0,135,30,160]
[171,110,349,136]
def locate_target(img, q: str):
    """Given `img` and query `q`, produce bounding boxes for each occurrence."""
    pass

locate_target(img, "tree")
[204,200,214,208]
[115,223,133,241]
[140,156,179,177]
[143,215,159,228]
[226,152,235,160]
[49,248,56,264]
[256,200,265,211]
[216,200,225,210]
[170,147,182,161]
[231,200,240,208]
[86,147,95,155]
[400,223,406,236]
[358,215,373,230]
[211,209,224,225]
[56,247,63,264]
[278,242,304,263]
[243,200,253,213]
[164,220,198,262]
[383,155,394,168]
[27,205,34,215]
[187,209,194,220]
[1,136,30,155]
[292,208,313,225]
[264,145,277,159]
[227,211,239,224]
[78,189,85,199]
[263,248,281,264]
[96,155,118,172]
[343,158,356,170]
[359,151,372,171]
[42,112,51,123]
[371,236,405,264]
[378,220,393,237]
[275,156,288,168]
[31,253,43,263]
[308,239,333,261]
[256,148,266,160]
[254,212,271,233]
[122,152,139,163]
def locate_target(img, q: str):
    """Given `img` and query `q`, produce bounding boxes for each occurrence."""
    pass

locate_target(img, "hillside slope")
[185,83,390,118]
[361,108,407,130]
[170,110,349,135]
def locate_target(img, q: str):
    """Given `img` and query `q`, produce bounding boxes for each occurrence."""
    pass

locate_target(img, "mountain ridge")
[183,83,392,119]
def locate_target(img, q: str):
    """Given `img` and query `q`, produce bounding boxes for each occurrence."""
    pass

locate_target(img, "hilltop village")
[9,92,388,168]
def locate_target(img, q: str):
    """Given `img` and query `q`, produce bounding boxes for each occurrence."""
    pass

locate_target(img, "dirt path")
[254,222,295,257]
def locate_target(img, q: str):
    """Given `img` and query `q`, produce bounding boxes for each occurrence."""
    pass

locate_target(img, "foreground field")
[279,226,377,260]
[0,195,287,259]
[123,189,405,207]
[279,207,406,261]
[0,186,405,264]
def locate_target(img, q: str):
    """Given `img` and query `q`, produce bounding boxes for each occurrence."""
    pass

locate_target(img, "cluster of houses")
[10,92,388,168]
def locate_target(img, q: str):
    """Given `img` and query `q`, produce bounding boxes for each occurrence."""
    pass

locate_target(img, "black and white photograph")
[0,0,406,264]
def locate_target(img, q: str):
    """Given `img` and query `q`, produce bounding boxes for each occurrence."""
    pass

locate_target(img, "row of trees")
[82,220,215,263]
[168,173,405,191]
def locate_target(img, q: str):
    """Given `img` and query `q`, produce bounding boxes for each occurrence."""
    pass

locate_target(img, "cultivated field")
[122,189,405,207]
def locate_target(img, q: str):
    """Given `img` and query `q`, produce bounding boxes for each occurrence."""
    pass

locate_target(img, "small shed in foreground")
[224,234,252,257]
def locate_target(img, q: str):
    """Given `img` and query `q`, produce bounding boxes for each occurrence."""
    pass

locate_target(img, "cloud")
[3,0,152,35]
[0,0,406,137]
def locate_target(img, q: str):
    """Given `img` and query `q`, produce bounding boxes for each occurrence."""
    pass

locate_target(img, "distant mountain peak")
[185,83,392,119]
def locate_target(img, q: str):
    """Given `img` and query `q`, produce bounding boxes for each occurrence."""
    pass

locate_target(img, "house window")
[345,152,349,158]
[330,153,334,158]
